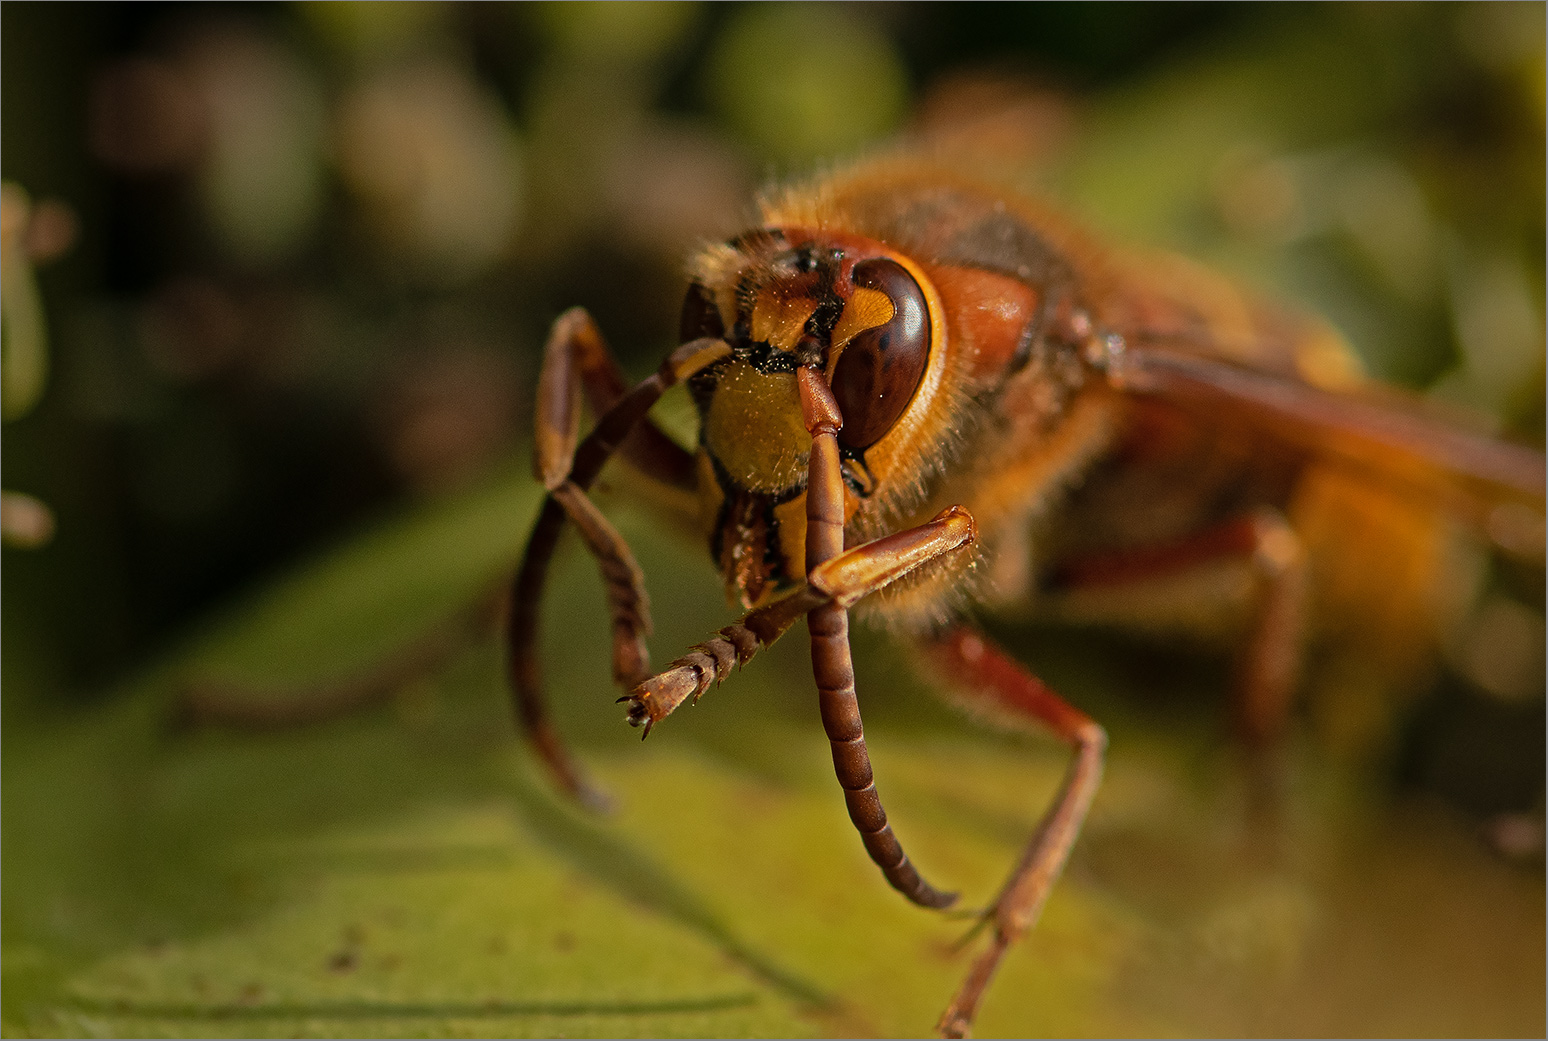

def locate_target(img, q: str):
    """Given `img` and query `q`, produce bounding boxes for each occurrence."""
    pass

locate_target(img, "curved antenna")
[797,365,957,909]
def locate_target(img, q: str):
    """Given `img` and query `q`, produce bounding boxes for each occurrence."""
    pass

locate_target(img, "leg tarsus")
[617,505,977,733]
[920,626,1107,1039]
[510,315,725,807]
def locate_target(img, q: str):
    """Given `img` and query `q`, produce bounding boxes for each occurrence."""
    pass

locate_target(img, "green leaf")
[4,463,1543,1038]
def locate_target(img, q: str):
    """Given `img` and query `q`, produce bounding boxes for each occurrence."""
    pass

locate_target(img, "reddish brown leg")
[509,310,727,807]
[797,366,958,909]
[1051,509,1308,749]
[175,311,718,748]
[920,627,1107,1039]
[536,308,702,489]
[621,505,978,731]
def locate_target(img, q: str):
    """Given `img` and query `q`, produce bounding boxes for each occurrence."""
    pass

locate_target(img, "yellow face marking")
[702,359,810,493]
[750,289,818,352]
[828,286,893,358]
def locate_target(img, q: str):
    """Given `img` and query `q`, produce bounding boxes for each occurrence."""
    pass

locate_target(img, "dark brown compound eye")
[679,281,725,342]
[832,258,930,451]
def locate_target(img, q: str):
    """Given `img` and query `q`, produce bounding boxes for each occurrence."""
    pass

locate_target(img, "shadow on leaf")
[505,771,832,1011]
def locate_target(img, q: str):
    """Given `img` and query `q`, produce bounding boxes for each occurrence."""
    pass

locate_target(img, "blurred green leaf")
[533,0,701,63]
[300,2,454,63]
[705,3,908,167]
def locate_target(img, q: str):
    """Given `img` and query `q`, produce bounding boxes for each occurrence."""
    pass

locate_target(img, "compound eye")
[832,258,930,451]
[679,281,725,342]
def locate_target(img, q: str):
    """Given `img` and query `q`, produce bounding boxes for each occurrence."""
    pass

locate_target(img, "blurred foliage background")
[2,2,1544,1037]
